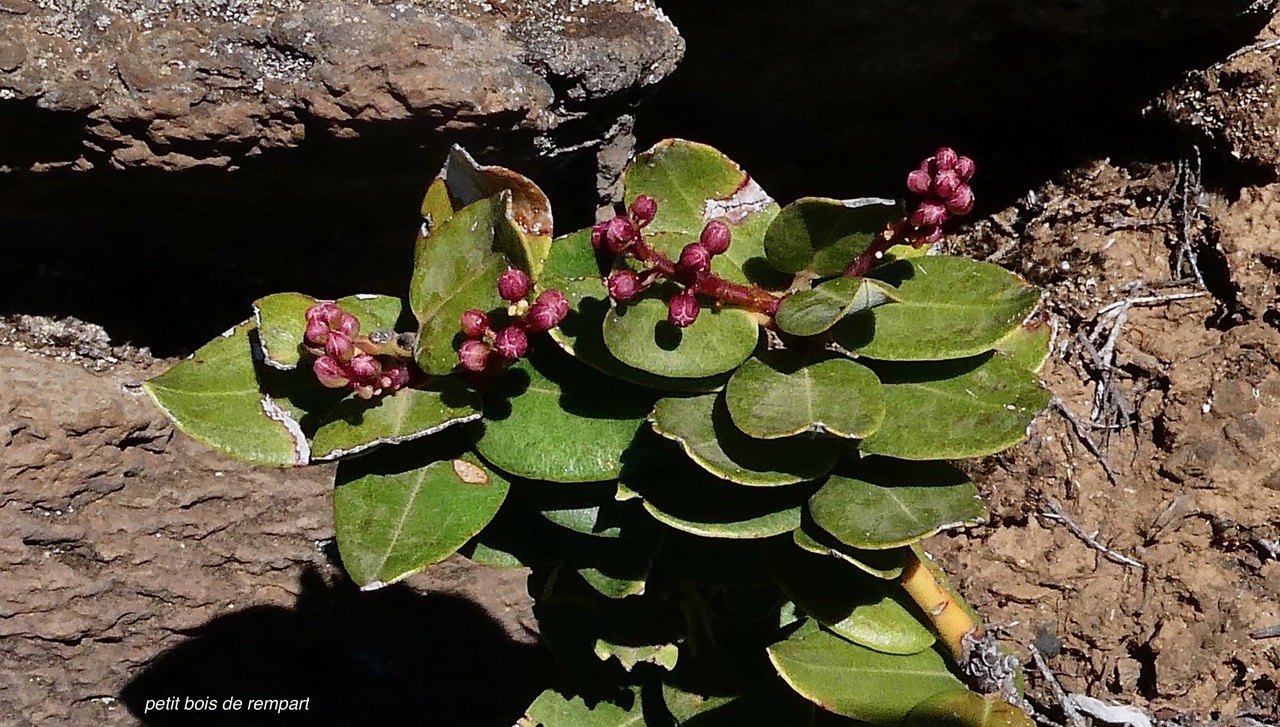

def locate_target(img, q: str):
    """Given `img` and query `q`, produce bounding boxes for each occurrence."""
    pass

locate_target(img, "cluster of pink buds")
[457,269,569,372]
[903,147,976,245]
[593,195,779,328]
[305,302,413,398]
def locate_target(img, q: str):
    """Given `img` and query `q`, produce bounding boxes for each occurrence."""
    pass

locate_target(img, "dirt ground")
[5,10,1280,727]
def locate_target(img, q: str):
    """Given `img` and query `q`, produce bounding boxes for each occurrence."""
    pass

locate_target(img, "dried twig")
[1028,643,1088,727]
[1050,397,1120,484]
[1094,291,1208,318]
[1041,497,1145,569]
[1249,624,1280,639]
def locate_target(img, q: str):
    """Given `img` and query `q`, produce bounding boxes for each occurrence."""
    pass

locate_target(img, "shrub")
[145,140,1051,726]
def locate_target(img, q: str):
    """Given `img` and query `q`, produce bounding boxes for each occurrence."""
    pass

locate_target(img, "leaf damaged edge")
[259,394,311,466]
[309,411,482,462]
[704,175,774,224]
[252,299,311,371]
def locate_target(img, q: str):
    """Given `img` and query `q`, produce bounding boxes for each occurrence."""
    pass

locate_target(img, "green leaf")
[411,196,511,375]
[772,549,935,655]
[774,277,898,337]
[764,197,900,277]
[541,230,730,392]
[309,379,481,461]
[632,464,811,539]
[458,501,562,568]
[603,286,761,380]
[859,353,1050,460]
[143,323,310,467]
[808,459,984,549]
[470,353,654,483]
[768,620,964,724]
[522,687,646,727]
[724,352,884,439]
[624,139,782,289]
[594,640,679,672]
[517,480,647,539]
[906,691,1035,727]
[332,448,510,589]
[253,293,404,371]
[792,525,908,580]
[565,531,661,599]
[650,394,837,486]
[434,145,554,276]
[994,319,1053,373]
[836,257,1040,361]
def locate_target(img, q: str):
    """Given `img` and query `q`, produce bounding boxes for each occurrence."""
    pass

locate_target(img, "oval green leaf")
[994,318,1053,373]
[808,459,984,550]
[635,467,810,539]
[411,196,512,375]
[725,352,884,439]
[792,526,908,579]
[767,620,964,725]
[309,379,481,461]
[542,229,730,392]
[906,691,1035,727]
[603,287,761,379]
[650,394,837,486]
[333,450,510,589]
[772,549,935,655]
[143,323,310,467]
[470,354,653,482]
[775,277,898,337]
[838,256,1041,361]
[859,353,1050,460]
[254,292,404,371]
[764,197,900,277]
[523,687,645,727]
[624,139,783,289]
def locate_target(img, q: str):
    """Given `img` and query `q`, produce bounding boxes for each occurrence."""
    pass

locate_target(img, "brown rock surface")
[0,0,683,171]
[0,344,543,725]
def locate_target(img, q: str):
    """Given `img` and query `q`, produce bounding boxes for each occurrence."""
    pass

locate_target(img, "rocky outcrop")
[0,0,683,171]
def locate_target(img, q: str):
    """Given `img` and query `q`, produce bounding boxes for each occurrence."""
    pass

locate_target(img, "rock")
[0,0,683,171]
[1160,10,1280,173]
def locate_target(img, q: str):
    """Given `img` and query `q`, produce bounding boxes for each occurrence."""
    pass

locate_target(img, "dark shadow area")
[3,3,1272,357]
[0,110,601,357]
[640,2,1269,206]
[120,567,550,727]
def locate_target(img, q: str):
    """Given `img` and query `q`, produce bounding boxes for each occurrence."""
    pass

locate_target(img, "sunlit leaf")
[774,276,898,337]
[764,197,900,277]
[725,352,884,439]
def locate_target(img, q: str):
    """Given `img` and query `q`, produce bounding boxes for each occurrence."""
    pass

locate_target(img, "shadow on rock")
[642,1,1268,206]
[120,567,548,727]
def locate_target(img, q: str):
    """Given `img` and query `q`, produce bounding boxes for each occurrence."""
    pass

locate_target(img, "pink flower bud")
[334,312,360,337]
[699,220,732,255]
[668,291,701,328]
[630,195,658,227]
[906,167,932,196]
[607,269,642,301]
[304,318,330,346]
[909,201,948,228]
[306,302,341,326]
[493,326,529,359]
[325,331,355,362]
[590,222,609,251]
[313,355,350,389]
[946,185,975,216]
[678,243,712,275]
[604,216,636,253]
[458,340,492,372]
[526,303,557,332]
[348,353,382,383]
[535,289,570,320]
[918,225,944,245]
[498,269,532,302]
[460,309,490,339]
[953,155,976,182]
[383,365,411,391]
[934,147,959,171]
[932,169,961,198]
